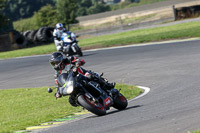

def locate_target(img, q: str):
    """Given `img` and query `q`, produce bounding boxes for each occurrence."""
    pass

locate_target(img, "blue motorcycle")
[61,32,83,57]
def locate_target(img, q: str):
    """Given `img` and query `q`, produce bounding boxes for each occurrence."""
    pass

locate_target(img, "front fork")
[63,45,70,55]
[71,43,77,53]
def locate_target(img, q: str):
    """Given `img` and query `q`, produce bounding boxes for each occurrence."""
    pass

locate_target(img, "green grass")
[191,131,200,133]
[79,21,200,47]
[1,21,200,59]
[0,44,56,59]
[0,84,142,133]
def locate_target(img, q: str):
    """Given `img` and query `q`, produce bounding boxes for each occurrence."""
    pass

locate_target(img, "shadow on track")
[81,53,97,57]
[107,105,143,115]
[86,105,143,119]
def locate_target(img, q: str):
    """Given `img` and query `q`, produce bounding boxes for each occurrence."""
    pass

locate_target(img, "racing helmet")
[56,23,64,31]
[49,52,64,70]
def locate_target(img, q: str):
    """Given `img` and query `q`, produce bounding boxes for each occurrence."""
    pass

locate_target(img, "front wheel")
[63,45,72,56]
[74,45,83,56]
[112,93,128,110]
[78,94,106,116]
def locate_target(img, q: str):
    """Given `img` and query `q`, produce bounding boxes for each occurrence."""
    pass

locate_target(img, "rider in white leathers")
[53,23,76,52]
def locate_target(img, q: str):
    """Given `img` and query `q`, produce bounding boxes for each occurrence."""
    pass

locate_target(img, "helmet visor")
[58,27,63,30]
[51,61,62,69]
[50,55,63,69]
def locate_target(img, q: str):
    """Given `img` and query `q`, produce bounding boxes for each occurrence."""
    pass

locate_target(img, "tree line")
[0,0,9,30]
[1,0,111,21]
[0,0,112,30]
[0,0,137,32]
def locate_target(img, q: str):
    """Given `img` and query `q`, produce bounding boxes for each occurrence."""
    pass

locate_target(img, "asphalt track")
[1,39,200,133]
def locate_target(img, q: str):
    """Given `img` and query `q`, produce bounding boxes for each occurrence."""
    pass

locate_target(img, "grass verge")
[1,21,200,59]
[191,131,200,133]
[0,84,142,133]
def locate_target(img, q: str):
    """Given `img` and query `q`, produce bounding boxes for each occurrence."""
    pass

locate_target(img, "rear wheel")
[78,94,106,116]
[112,93,128,110]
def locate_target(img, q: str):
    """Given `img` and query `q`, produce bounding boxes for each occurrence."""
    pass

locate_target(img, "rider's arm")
[53,29,61,41]
[73,58,85,67]
[53,36,61,41]
[53,30,62,49]
[63,56,85,66]
[54,70,62,85]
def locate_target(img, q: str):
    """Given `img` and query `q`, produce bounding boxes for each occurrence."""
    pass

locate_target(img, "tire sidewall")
[74,44,83,56]
[78,94,106,116]
[113,94,128,110]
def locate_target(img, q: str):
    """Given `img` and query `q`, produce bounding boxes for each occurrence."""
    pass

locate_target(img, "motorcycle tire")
[74,45,83,57]
[112,93,128,110]
[13,30,27,48]
[78,94,106,116]
[26,30,38,43]
[23,30,31,37]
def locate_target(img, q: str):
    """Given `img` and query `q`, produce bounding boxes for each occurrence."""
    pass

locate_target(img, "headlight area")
[63,81,74,95]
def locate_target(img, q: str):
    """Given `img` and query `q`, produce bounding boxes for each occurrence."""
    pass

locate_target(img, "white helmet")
[56,23,64,31]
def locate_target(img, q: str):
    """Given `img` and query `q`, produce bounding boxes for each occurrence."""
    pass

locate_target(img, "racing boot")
[103,82,115,90]
[107,82,115,89]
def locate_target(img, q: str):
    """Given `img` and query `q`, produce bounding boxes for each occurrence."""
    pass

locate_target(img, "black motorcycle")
[47,66,128,116]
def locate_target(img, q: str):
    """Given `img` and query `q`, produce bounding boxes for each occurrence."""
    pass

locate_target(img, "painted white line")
[128,86,150,102]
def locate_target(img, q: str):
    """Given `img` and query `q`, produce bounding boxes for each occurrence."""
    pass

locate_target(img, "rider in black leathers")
[49,52,115,106]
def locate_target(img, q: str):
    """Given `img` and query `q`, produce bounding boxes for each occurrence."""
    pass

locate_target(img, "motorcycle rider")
[53,23,76,52]
[49,52,115,106]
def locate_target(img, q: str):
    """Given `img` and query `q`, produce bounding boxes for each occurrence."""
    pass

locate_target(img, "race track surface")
[1,39,200,133]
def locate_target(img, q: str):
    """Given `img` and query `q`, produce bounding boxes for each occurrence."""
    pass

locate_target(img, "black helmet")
[49,52,64,69]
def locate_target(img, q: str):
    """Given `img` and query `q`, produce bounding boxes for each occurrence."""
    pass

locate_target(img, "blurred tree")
[56,0,79,24]
[76,7,88,16]
[34,4,58,27]
[81,0,93,8]
[76,0,93,16]
[87,2,110,14]
[91,0,98,5]
[77,0,111,16]
[0,0,10,31]
[2,0,55,21]
[0,0,6,9]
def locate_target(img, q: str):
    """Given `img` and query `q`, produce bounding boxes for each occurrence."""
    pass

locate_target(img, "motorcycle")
[61,32,83,57]
[47,65,128,116]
